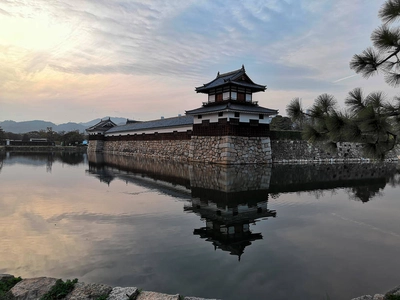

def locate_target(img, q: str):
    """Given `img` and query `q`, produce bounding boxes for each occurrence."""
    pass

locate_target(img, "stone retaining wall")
[271,140,398,163]
[87,140,104,152]
[89,137,399,165]
[95,136,273,165]
[189,136,272,164]
[103,140,191,161]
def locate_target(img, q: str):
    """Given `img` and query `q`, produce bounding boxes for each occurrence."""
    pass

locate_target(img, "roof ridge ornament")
[242,64,245,71]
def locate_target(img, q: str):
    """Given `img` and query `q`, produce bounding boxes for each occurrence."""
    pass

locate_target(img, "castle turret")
[86,118,117,152]
[187,66,277,164]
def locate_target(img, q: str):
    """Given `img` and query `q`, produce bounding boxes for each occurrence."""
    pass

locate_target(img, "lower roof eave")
[104,124,193,135]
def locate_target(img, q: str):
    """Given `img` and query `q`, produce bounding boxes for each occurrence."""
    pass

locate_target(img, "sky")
[0,0,398,124]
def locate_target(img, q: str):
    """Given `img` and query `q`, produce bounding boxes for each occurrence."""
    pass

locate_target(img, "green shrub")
[40,278,78,300]
[0,276,22,299]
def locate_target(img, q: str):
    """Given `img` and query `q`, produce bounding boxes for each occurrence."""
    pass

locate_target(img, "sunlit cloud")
[0,0,392,123]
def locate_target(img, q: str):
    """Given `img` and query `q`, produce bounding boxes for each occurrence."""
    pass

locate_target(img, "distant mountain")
[0,120,57,133]
[0,117,128,133]
[55,122,87,133]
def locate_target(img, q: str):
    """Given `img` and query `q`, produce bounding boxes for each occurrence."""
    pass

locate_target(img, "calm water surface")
[0,152,400,300]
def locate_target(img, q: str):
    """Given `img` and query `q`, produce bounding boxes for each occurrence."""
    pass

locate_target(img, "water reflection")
[0,152,4,173]
[188,164,276,260]
[86,153,400,258]
[270,164,399,202]
[87,153,276,259]
[1,152,400,299]
[1,151,87,173]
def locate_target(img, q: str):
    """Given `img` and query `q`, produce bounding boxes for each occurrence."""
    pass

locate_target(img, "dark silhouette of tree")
[22,133,30,142]
[62,130,84,146]
[270,115,296,130]
[0,126,5,141]
[287,0,400,159]
[350,0,400,86]
[287,90,398,159]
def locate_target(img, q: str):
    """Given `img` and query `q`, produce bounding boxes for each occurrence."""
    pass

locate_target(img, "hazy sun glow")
[0,13,73,51]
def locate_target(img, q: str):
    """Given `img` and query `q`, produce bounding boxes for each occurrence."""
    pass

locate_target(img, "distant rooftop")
[86,118,117,132]
[106,115,193,134]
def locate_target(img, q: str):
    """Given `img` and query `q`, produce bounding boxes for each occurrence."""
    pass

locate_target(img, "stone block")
[385,285,400,297]
[184,297,221,300]
[137,291,180,300]
[65,282,113,300]
[10,277,57,300]
[351,296,373,300]
[108,287,139,300]
[219,143,230,149]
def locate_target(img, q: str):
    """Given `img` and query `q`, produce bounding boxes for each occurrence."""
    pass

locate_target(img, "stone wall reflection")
[88,152,191,188]
[189,163,271,192]
[270,163,399,202]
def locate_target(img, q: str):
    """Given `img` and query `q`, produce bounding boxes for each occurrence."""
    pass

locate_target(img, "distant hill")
[0,117,128,133]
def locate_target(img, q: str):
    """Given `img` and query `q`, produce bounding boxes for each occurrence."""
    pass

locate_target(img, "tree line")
[0,126,87,146]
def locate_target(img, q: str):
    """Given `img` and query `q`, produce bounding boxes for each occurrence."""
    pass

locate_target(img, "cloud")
[0,0,392,122]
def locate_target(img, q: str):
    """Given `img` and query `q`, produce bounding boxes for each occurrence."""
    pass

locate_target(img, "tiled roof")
[195,66,266,93]
[86,118,117,132]
[186,103,278,115]
[105,115,193,134]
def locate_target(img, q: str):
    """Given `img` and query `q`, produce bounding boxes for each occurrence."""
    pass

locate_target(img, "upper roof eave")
[195,66,265,93]
[195,81,266,93]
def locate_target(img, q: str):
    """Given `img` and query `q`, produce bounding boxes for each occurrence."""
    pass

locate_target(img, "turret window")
[231,92,237,100]
[246,94,252,102]
[208,94,215,102]
[223,92,230,100]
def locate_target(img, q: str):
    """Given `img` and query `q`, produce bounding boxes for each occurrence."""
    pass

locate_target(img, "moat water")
[0,152,400,300]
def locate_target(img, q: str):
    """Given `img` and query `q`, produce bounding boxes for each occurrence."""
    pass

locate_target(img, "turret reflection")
[186,164,275,260]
